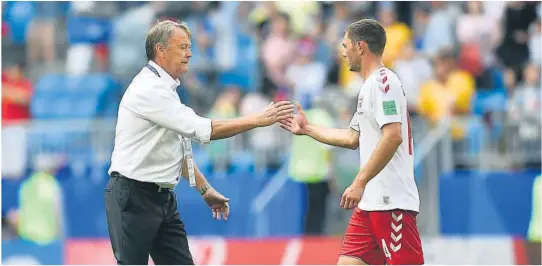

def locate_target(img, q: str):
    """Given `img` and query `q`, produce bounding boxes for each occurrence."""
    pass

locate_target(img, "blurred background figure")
[1,1,541,264]
[288,95,334,235]
[15,154,64,246]
[286,37,327,102]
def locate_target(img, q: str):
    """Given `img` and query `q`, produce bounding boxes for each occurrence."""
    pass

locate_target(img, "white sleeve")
[373,76,404,129]
[123,85,212,144]
[349,112,360,132]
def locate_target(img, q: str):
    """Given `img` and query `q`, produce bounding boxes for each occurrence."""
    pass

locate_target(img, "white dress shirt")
[108,61,212,187]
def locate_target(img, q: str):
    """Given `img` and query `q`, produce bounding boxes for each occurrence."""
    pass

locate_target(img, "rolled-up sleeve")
[123,84,212,144]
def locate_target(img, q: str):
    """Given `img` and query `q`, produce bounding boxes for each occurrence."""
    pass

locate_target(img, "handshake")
[256,100,309,135]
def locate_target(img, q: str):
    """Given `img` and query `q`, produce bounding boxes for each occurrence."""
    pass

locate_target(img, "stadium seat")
[2,1,35,45]
[66,16,111,45]
[32,74,120,119]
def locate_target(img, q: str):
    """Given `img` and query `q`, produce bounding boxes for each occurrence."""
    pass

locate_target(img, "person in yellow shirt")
[418,49,475,139]
[379,8,412,68]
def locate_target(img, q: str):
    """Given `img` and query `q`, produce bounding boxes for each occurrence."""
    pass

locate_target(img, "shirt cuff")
[196,117,212,144]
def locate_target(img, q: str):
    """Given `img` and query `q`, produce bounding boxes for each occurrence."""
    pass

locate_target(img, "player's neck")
[360,57,384,80]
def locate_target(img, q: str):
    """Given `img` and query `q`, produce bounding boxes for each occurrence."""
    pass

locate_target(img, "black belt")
[111,172,171,193]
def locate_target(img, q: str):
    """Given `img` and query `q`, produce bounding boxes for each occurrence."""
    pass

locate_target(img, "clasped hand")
[258,101,295,127]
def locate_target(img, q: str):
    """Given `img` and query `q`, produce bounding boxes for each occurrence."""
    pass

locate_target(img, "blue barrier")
[1,240,63,265]
[3,169,539,238]
[440,170,539,237]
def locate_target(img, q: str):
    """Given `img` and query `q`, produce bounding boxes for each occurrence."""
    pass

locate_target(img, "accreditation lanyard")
[146,63,197,187]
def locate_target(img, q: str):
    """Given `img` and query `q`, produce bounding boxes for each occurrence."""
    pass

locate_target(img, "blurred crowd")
[3,1,541,164]
[2,1,542,241]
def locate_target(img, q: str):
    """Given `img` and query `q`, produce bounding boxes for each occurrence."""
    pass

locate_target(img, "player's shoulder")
[368,67,403,94]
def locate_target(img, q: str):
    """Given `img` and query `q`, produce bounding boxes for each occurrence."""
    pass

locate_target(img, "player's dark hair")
[346,19,387,56]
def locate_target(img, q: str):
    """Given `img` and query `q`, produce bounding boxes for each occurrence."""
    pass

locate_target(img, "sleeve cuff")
[196,117,212,144]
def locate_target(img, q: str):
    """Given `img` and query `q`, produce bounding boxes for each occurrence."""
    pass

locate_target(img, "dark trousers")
[303,181,330,235]
[105,172,194,265]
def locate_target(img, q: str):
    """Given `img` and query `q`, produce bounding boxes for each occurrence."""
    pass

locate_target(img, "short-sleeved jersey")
[349,66,420,212]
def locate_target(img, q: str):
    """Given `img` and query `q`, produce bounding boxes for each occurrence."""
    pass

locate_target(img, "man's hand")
[279,102,309,135]
[202,188,230,220]
[257,101,295,127]
[340,180,365,210]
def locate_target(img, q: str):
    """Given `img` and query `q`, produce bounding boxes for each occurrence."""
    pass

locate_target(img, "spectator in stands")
[529,19,541,66]
[206,86,242,171]
[456,1,501,78]
[288,96,334,235]
[1,60,33,125]
[411,4,431,50]
[418,49,475,140]
[507,63,541,143]
[273,1,321,37]
[323,2,349,84]
[66,1,118,75]
[110,2,165,87]
[261,12,296,98]
[393,41,432,115]
[496,1,539,83]
[26,2,61,66]
[185,1,217,72]
[422,2,456,58]
[239,92,282,170]
[378,5,412,67]
[286,37,327,102]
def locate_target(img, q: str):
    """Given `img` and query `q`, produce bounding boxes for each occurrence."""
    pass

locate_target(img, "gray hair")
[145,20,191,61]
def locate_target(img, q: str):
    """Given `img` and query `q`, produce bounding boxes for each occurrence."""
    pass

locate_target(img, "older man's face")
[165,27,193,77]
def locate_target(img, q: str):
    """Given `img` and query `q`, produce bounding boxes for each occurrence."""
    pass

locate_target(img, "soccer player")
[280,19,424,265]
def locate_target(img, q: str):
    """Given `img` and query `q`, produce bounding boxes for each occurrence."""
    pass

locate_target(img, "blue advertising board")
[1,240,63,265]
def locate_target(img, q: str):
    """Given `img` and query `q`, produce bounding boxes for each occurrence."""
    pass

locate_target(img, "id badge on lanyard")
[182,137,196,187]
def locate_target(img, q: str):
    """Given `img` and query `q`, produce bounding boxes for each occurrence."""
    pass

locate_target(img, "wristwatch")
[199,183,211,195]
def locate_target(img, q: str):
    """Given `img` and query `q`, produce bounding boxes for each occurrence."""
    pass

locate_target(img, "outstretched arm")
[280,102,359,149]
[304,125,359,150]
[210,101,294,140]
[125,85,293,144]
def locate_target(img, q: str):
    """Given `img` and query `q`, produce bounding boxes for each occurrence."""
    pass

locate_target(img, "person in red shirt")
[2,61,33,124]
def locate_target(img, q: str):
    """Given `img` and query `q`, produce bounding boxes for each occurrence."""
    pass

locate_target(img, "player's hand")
[258,101,295,127]
[279,102,309,135]
[340,183,364,210]
[202,187,230,220]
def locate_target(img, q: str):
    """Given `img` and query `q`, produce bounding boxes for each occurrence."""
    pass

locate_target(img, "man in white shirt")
[105,20,294,265]
[280,19,424,265]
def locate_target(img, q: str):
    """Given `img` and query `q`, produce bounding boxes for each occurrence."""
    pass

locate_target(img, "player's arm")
[353,81,404,188]
[352,123,402,187]
[125,85,293,144]
[304,125,360,150]
[280,103,360,149]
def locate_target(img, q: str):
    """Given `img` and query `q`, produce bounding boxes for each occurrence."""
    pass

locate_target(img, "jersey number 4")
[401,86,413,155]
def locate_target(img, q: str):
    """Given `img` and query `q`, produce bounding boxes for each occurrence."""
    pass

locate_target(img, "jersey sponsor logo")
[383,101,397,116]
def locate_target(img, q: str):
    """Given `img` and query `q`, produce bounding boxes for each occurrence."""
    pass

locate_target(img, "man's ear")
[357,41,364,55]
[156,44,166,58]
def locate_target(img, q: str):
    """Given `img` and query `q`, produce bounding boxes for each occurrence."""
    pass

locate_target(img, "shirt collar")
[147,60,181,91]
